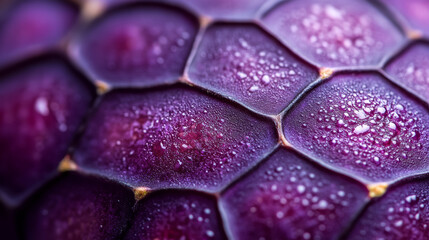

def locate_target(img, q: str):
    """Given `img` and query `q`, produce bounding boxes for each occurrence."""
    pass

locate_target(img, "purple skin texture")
[0,0,78,67]
[385,43,429,103]
[21,172,135,240]
[262,0,404,67]
[284,73,429,182]
[188,23,318,115]
[221,149,368,240]
[71,4,198,87]
[347,178,429,240]
[0,57,94,201]
[73,86,277,191]
[124,191,226,240]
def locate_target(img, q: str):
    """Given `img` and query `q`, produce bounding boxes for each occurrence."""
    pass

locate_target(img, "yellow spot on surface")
[273,115,291,148]
[199,16,213,28]
[82,0,105,20]
[319,67,334,79]
[95,80,111,95]
[58,155,78,172]
[406,29,423,40]
[134,187,151,201]
[367,182,389,198]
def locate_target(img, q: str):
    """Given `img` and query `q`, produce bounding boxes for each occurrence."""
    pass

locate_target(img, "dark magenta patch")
[0,58,94,200]
[22,172,135,240]
[124,191,226,240]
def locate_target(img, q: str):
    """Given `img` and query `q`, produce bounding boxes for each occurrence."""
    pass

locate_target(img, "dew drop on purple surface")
[386,43,429,103]
[221,149,368,240]
[124,191,226,240]
[283,73,429,182]
[347,178,429,240]
[188,23,318,114]
[262,0,403,67]
[73,86,277,191]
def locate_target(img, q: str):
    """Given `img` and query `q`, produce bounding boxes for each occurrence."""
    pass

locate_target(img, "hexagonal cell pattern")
[73,86,277,191]
[380,0,429,37]
[188,23,318,114]
[124,191,226,240]
[262,0,403,67]
[347,178,429,239]
[284,73,429,182]
[71,4,198,87]
[221,149,368,240]
[0,0,78,67]
[385,43,429,103]
[21,172,135,240]
[0,57,94,200]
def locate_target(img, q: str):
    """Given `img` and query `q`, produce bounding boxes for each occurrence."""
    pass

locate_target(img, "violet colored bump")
[73,86,277,191]
[124,191,226,240]
[221,149,368,240]
[380,0,429,37]
[347,178,429,240]
[0,0,78,67]
[283,73,429,182]
[71,4,198,87]
[385,43,429,103]
[21,172,135,240]
[262,0,403,68]
[0,57,94,200]
[188,23,318,115]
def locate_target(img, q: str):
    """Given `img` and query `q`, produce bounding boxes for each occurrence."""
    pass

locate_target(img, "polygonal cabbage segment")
[221,149,368,240]
[380,0,429,37]
[188,23,318,115]
[0,0,78,67]
[385,43,429,103]
[73,86,277,191]
[347,177,429,240]
[70,4,198,87]
[124,190,226,240]
[21,172,135,240]
[283,73,429,182]
[262,0,403,68]
[0,57,94,200]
